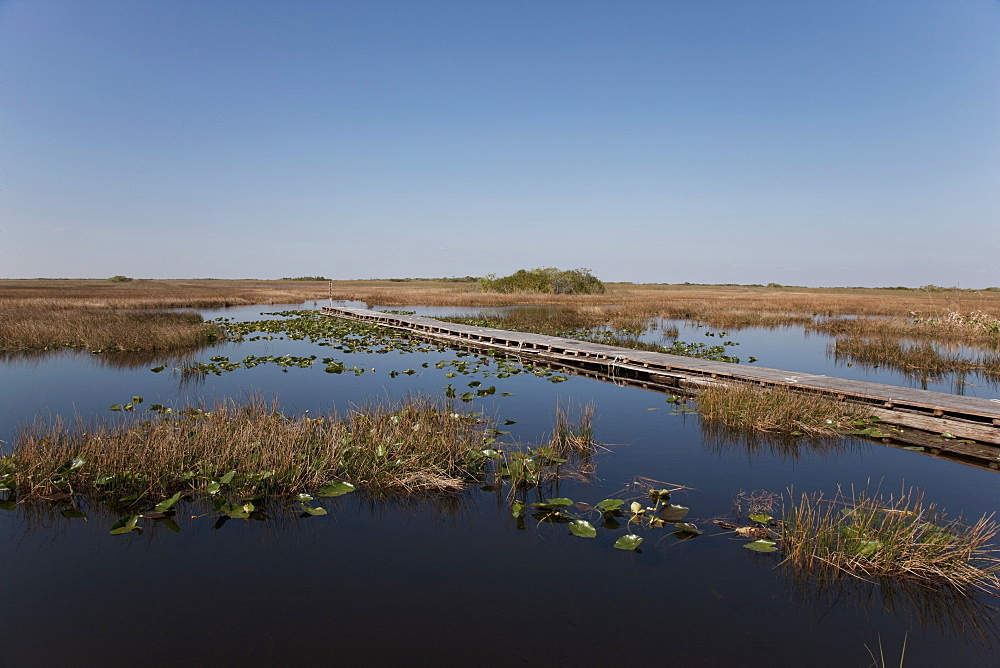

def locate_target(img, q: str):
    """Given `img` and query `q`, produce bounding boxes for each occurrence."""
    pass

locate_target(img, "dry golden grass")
[695,383,873,435]
[781,486,1000,596]
[831,337,1000,380]
[0,302,221,352]
[0,279,332,352]
[326,280,1000,330]
[0,278,331,309]
[811,312,1000,348]
[3,396,493,499]
[4,278,999,352]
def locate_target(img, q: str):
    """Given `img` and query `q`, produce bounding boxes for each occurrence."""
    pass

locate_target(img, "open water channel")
[1,302,998,666]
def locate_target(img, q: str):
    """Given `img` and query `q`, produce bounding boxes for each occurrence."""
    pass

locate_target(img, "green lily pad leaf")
[219,501,255,519]
[317,481,355,497]
[0,498,16,511]
[847,539,883,558]
[748,513,773,524]
[153,491,183,513]
[673,521,703,536]
[595,499,624,512]
[297,493,314,502]
[110,515,142,535]
[568,520,597,538]
[60,508,89,520]
[658,504,690,521]
[299,503,328,516]
[58,457,86,474]
[206,481,221,495]
[218,470,236,484]
[614,534,644,551]
[543,498,574,507]
[511,500,526,518]
[743,539,778,553]
[156,516,182,532]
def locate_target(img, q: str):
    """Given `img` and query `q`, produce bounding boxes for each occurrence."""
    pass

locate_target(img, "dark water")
[1,303,998,666]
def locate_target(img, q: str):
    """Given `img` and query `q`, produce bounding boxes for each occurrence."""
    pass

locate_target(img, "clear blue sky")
[2,0,998,287]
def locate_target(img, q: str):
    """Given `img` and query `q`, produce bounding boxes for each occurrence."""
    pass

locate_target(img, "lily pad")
[673,521,703,536]
[299,503,328,516]
[614,534,644,551]
[657,504,690,521]
[568,520,597,538]
[743,539,778,553]
[110,515,142,535]
[317,481,356,497]
[511,500,526,518]
[153,491,183,513]
[595,499,624,513]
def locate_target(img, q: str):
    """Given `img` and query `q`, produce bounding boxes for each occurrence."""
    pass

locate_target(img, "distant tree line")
[478,268,606,295]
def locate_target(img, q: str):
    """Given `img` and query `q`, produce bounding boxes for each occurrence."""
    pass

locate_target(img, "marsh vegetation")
[780,486,1000,596]
[694,383,874,435]
[2,278,999,664]
[2,396,499,500]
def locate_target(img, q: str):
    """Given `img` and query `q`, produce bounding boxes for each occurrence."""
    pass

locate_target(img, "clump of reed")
[695,382,872,435]
[549,400,596,457]
[1,396,495,499]
[913,309,1000,335]
[0,301,222,352]
[780,486,1000,596]
[832,337,1000,380]
[810,310,1000,347]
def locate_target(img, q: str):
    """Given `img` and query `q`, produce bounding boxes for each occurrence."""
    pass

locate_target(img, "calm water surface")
[1,302,997,666]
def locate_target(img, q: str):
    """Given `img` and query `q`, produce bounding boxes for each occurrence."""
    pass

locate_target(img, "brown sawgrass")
[832,337,1000,380]
[549,400,597,457]
[2,396,494,499]
[4,278,999,353]
[0,302,222,352]
[811,312,1000,348]
[780,485,1000,597]
[695,382,873,435]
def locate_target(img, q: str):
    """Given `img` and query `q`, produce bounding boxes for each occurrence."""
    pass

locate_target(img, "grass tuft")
[780,486,1000,596]
[549,400,597,457]
[695,383,872,435]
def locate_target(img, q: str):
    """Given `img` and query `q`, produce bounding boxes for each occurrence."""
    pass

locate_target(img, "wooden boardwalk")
[320,306,1000,469]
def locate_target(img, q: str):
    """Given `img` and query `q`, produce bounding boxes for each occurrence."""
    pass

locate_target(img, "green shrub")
[108,275,133,282]
[478,268,606,295]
